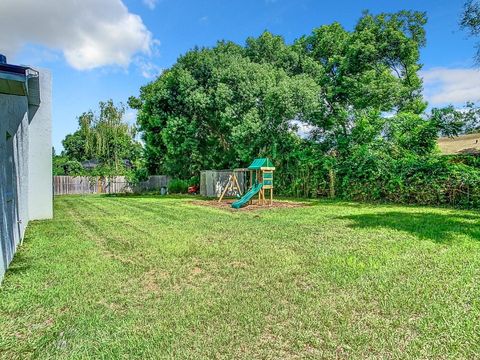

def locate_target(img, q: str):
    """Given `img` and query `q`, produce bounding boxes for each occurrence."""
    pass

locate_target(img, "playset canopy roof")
[248,158,275,170]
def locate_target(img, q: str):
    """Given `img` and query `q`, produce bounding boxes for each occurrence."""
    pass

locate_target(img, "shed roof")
[248,158,274,170]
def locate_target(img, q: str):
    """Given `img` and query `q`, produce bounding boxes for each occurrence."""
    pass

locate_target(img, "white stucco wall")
[28,70,53,220]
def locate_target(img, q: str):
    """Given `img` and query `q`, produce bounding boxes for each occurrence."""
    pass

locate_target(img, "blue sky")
[1,0,478,150]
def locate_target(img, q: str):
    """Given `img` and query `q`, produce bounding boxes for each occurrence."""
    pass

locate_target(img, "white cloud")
[123,109,137,125]
[421,67,480,106]
[0,0,156,71]
[143,0,158,10]
[134,57,163,79]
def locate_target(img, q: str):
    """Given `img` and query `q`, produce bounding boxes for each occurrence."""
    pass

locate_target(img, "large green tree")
[295,11,427,152]
[62,130,88,162]
[131,41,321,177]
[461,0,480,64]
[131,11,429,180]
[79,100,142,173]
[57,100,142,176]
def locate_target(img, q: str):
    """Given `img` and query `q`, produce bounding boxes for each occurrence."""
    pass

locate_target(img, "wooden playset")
[218,172,243,203]
[218,158,275,209]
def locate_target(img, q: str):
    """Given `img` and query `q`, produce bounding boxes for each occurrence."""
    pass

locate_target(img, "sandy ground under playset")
[190,199,306,211]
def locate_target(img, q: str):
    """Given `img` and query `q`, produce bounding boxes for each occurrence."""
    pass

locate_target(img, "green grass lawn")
[1,196,480,359]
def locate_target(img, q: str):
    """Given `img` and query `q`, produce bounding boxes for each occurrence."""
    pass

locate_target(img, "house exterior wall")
[0,94,29,280]
[0,68,52,281]
[28,70,52,220]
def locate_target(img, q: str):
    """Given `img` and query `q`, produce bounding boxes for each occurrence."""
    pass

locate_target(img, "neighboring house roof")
[248,158,275,170]
[81,159,133,170]
[81,160,101,170]
[437,133,480,155]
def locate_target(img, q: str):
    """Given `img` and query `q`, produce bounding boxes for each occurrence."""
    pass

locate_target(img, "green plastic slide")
[231,182,263,209]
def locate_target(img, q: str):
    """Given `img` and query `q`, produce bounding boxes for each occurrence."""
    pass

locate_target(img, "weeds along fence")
[53,176,170,196]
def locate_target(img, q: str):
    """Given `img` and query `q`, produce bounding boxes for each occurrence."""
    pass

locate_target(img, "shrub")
[52,156,84,176]
[331,153,480,208]
[188,176,200,187]
[126,168,149,187]
[168,179,189,194]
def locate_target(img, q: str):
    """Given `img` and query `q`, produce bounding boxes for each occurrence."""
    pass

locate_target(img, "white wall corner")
[28,69,53,220]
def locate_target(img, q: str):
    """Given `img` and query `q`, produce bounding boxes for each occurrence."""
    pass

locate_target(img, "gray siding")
[0,94,29,280]
[0,69,52,281]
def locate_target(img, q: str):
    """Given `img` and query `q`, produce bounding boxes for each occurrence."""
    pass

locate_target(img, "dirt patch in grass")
[141,269,164,293]
[190,199,307,211]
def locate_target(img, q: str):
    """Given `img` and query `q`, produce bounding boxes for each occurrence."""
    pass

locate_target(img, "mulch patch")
[189,199,307,212]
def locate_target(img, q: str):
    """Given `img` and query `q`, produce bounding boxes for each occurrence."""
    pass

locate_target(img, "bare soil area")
[190,199,307,211]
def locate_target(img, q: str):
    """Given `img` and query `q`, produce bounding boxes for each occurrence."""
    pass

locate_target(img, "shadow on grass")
[2,250,32,280]
[339,211,480,243]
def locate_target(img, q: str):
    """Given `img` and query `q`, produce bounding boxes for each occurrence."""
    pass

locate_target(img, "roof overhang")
[0,63,40,106]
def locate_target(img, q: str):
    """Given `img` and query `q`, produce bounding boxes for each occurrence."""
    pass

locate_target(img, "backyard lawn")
[1,196,480,359]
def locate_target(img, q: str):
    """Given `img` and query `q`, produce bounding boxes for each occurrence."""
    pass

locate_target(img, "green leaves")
[60,100,142,176]
[135,37,326,178]
[461,1,480,64]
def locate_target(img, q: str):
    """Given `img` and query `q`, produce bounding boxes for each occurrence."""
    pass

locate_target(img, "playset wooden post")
[218,172,243,203]
[261,169,274,206]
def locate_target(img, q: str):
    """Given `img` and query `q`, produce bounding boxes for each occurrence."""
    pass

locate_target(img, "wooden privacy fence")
[53,176,170,195]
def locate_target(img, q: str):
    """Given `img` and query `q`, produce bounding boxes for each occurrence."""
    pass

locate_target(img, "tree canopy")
[461,0,480,64]
[54,100,142,176]
[130,11,436,183]
[130,11,431,179]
